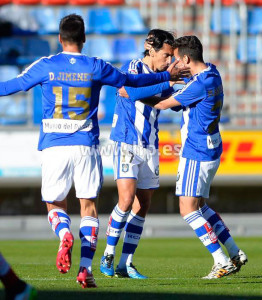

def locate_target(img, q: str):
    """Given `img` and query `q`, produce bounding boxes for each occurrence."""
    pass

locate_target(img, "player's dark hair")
[143,29,175,57]
[59,14,85,46]
[173,35,204,62]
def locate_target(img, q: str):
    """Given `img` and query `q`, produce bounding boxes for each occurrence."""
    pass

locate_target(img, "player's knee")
[118,196,134,212]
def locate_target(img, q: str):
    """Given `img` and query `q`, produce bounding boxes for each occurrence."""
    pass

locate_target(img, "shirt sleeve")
[0,78,23,96]
[95,58,171,88]
[16,58,48,91]
[172,78,206,106]
[125,82,171,101]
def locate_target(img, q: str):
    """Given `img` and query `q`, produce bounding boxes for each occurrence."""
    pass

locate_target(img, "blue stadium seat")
[98,85,117,125]
[237,37,262,63]
[211,7,241,34]
[58,8,89,33]
[0,38,24,64]
[112,37,138,63]
[116,8,148,34]
[0,97,27,125]
[18,38,50,65]
[31,8,58,35]
[83,38,115,63]
[248,8,262,34]
[87,8,121,34]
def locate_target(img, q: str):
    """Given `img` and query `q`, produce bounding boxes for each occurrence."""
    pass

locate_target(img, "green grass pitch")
[1,237,262,300]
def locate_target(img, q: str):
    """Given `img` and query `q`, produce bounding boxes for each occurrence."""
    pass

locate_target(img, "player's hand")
[118,86,129,98]
[167,60,191,81]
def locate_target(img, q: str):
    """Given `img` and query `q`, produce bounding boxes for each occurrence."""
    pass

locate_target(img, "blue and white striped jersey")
[174,63,223,161]
[110,59,160,149]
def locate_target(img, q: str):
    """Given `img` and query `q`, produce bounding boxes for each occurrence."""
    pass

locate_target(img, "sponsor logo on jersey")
[122,164,129,173]
[176,172,180,182]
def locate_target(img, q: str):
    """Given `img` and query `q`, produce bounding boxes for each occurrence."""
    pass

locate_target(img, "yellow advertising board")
[159,130,262,176]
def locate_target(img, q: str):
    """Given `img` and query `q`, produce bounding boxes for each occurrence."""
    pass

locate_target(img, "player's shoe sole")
[76,266,97,288]
[56,232,74,274]
[100,254,114,277]
[231,249,248,273]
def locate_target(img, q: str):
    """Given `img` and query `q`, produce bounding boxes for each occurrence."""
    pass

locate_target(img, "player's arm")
[0,58,48,96]
[141,95,181,110]
[96,59,190,88]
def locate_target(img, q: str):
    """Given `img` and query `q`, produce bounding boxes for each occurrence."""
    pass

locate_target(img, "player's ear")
[58,34,62,44]
[183,55,190,65]
[149,47,155,57]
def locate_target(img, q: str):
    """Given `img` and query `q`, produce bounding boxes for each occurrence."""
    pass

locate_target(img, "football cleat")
[231,249,248,272]
[56,232,74,274]
[115,263,148,279]
[202,261,237,279]
[7,283,38,300]
[100,254,114,277]
[76,267,97,288]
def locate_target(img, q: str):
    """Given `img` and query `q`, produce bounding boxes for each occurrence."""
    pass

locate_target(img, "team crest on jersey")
[129,69,138,74]
[70,58,76,64]
[155,166,159,176]
[122,164,129,173]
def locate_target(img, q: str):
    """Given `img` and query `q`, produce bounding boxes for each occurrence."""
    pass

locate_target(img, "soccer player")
[100,29,180,279]
[121,35,248,279]
[0,15,187,288]
[0,252,37,299]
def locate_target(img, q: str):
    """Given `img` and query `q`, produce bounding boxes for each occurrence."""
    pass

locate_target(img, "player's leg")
[116,147,158,279]
[76,198,98,288]
[199,198,248,271]
[42,146,75,274]
[100,142,139,277]
[74,146,102,288]
[115,188,153,279]
[177,157,236,279]
[0,252,37,300]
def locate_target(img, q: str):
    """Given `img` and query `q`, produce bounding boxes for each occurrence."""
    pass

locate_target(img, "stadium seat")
[248,8,262,34]
[0,97,27,125]
[237,37,262,63]
[0,38,24,64]
[112,37,138,63]
[31,7,58,35]
[86,8,121,34]
[97,0,125,5]
[211,7,241,34]
[12,0,40,4]
[83,38,115,62]
[18,38,50,65]
[69,0,95,4]
[196,0,236,4]
[41,0,68,5]
[98,85,117,125]
[0,0,11,5]
[58,7,88,32]
[116,8,148,34]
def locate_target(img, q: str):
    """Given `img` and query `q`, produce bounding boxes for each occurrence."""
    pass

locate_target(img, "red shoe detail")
[56,232,74,274]
[76,267,97,288]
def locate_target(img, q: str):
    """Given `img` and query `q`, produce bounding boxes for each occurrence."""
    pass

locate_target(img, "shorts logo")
[70,58,76,64]
[122,164,129,173]
[155,166,159,176]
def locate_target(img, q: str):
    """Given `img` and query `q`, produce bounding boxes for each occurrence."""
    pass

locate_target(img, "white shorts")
[41,146,103,202]
[175,156,220,198]
[113,142,159,189]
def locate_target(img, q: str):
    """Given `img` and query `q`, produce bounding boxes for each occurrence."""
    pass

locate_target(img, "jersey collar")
[62,51,83,56]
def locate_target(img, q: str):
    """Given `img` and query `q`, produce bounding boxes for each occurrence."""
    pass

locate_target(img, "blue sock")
[48,209,71,240]
[104,204,129,256]
[118,211,145,268]
[184,210,228,265]
[200,204,239,258]
[79,216,99,274]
